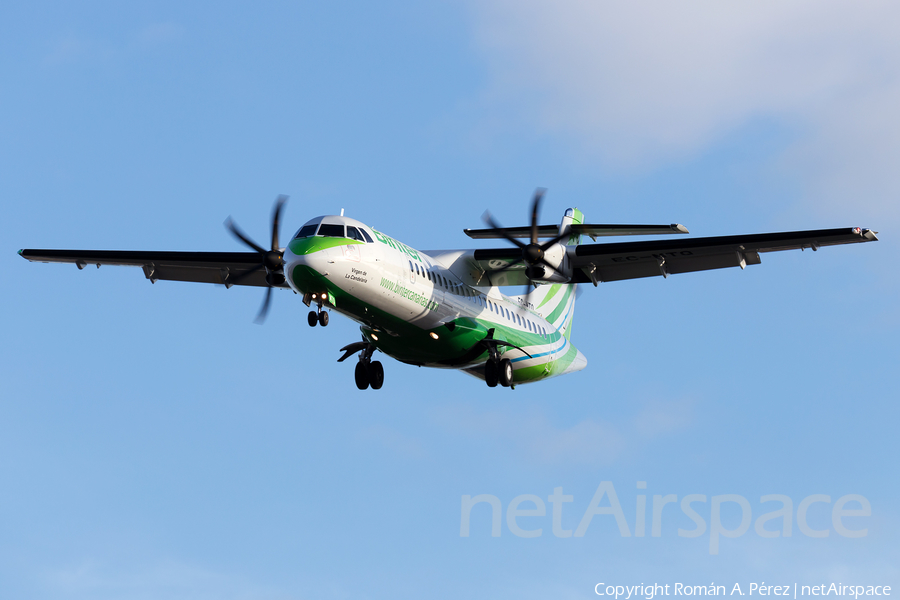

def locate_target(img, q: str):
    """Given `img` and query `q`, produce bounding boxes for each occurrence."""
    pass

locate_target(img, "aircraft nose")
[283,242,333,293]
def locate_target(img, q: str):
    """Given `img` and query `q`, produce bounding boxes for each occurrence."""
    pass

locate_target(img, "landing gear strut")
[338,337,384,390]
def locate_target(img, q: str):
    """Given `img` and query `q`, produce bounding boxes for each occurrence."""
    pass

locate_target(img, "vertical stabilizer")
[524,207,583,340]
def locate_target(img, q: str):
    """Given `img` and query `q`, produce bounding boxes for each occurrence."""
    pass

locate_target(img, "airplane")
[19,190,878,390]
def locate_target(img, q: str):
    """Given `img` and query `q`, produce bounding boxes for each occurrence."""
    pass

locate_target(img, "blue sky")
[1,2,898,598]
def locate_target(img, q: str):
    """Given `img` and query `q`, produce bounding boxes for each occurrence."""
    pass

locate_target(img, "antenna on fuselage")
[341,208,345,216]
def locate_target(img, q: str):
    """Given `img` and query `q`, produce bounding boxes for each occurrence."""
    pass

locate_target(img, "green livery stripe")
[288,237,362,255]
[537,283,562,309]
[544,285,573,324]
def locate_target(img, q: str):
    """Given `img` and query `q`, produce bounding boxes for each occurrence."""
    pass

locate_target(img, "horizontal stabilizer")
[464,223,688,240]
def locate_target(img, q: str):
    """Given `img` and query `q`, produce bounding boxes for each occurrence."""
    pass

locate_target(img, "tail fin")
[526,207,584,340]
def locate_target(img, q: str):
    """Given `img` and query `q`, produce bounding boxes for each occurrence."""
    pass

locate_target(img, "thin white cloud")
[435,396,694,467]
[43,23,185,67]
[46,559,293,600]
[135,23,186,48]
[43,36,114,67]
[634,397,695,438]
[469,0,900,221]
[357,423,429,459]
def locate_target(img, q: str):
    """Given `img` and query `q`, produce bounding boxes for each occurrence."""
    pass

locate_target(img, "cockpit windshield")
[292,218,373,242]
[294,223,318,239]
[318,224,345,238]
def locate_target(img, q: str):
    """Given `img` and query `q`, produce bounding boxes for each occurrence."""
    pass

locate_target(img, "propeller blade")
[271,194,288,251]
[482,211,526,249]
[224,196,292,324]
[228,262,266,286]
[254,286,273,324]
[225,218,267,254]
[529,188,546,245]
[522,281,535,307]
[539,230,571,251]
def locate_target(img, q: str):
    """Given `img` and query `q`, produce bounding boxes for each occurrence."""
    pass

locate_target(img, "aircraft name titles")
[346,267,368,284]
[372,229,421,261]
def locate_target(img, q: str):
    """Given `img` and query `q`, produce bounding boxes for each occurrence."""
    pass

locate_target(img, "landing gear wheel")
[355,361,369,390]
[368,361,384,390]
[498,358,513,387]
[485,360,499,388]
[318,311,329,327]
[308,311,318,327]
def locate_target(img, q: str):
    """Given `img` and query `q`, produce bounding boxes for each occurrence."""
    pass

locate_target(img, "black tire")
[368,361,384,390]
[498,358,513,387]
[308,311,318,327]
[355,361,369,390]
[318,311,329,327]
[485,360,499,388]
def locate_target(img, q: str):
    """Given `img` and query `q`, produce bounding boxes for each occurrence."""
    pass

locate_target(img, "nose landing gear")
[306,296,329,327]
[307,309,329,327]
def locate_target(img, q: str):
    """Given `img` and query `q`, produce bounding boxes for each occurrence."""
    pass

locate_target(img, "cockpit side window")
[360,229,374,243]
[318,224,345,238]
[347,226,365,242]
[294,224,318,239]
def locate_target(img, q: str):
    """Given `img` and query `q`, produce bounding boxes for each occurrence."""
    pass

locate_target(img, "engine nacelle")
[529,242,572,284]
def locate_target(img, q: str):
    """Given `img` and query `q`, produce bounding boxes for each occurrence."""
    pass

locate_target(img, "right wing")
[18,249,282,288]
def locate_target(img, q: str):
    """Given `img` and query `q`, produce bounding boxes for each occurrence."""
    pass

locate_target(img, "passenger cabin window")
[318,224,345,238]
[294,224,318,239]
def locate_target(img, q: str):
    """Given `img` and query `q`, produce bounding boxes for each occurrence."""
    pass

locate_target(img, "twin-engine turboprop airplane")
[19,191,878,390]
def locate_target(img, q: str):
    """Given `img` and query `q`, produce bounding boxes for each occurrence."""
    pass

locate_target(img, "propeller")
[224,195,288,323]
[482,188,572,300]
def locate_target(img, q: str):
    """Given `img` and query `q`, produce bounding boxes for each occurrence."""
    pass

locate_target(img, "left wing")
[18,249,283,288]
[469,227,877,286]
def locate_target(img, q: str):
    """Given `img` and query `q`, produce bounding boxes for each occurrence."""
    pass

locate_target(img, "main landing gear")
[355,359,384,390]
[338,337,384,390]
[476,328,526,389]
[484,357,513,388]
